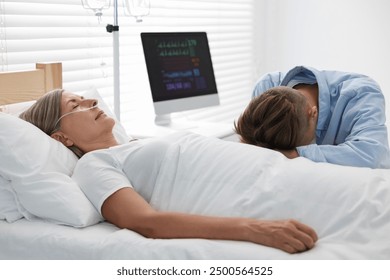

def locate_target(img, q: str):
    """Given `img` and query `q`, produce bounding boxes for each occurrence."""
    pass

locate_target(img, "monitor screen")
[141,32,219,117]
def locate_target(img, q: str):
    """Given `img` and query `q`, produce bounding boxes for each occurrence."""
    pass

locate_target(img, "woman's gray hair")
[19,88,84,158]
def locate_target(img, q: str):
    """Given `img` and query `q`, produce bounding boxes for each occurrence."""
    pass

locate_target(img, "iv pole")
[106,0,121,121]
[83,0,149,121]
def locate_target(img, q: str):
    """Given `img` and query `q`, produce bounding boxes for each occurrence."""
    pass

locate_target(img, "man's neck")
[293,83,319,108]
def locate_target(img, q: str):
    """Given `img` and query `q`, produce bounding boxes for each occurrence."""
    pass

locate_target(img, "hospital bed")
[1,63,390,259]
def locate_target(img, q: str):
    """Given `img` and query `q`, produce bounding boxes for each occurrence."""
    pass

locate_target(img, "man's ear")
[309,106,318,119]
[50,131,74,147]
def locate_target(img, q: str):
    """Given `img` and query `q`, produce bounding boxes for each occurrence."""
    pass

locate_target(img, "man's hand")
[276,149,299,159]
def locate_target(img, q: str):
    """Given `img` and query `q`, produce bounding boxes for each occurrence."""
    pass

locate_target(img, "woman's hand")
[246,219,318,253]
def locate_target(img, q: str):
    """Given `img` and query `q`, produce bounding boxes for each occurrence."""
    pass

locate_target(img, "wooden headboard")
[0,62,62,105]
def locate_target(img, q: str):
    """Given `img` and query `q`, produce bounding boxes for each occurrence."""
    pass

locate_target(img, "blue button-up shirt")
[252,66,390,168]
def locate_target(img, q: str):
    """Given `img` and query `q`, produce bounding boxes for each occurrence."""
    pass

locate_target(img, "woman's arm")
[101,187,318,254]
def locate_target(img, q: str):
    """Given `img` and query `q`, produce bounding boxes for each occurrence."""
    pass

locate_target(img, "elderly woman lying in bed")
[19,89,317,254]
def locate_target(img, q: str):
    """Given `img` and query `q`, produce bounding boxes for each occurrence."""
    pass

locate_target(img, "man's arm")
[252,71,284,98]
[298,77,390,168]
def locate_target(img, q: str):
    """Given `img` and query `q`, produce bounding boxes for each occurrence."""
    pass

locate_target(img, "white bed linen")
[0,216,386,260]
[1,132,390,260]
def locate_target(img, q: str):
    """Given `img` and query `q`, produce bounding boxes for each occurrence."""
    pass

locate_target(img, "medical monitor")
[141,32,219,125]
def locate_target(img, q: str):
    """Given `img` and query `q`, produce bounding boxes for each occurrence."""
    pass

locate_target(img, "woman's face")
[56,91,116,149]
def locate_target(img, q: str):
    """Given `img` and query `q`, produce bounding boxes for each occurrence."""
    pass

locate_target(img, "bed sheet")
[0,215,386,260]
[0,219,289,260]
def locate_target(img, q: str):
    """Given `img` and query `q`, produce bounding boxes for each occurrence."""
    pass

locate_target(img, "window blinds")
[0,0,256,132]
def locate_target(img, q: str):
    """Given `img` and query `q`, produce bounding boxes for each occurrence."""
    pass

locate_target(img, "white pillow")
[0,176,23,222]
[0,100,35,116]
[1,102,37,223]
[0,175,38,222]
[0,112,103,227]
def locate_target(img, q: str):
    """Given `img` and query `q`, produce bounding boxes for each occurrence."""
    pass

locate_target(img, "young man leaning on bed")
[235,66,390,169]
[19,88,318,254]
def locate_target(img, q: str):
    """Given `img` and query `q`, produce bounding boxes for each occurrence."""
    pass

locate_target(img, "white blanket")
[147,132,390,259]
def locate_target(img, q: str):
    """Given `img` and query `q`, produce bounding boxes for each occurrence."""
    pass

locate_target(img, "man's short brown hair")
[234,86,308,150]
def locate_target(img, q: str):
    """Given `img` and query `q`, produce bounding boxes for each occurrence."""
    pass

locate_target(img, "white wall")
[257,0,390,126]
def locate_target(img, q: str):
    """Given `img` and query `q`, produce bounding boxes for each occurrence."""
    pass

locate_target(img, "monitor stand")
[154,113,235,139]
[154,114,171,126]
[155,114,200,130]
